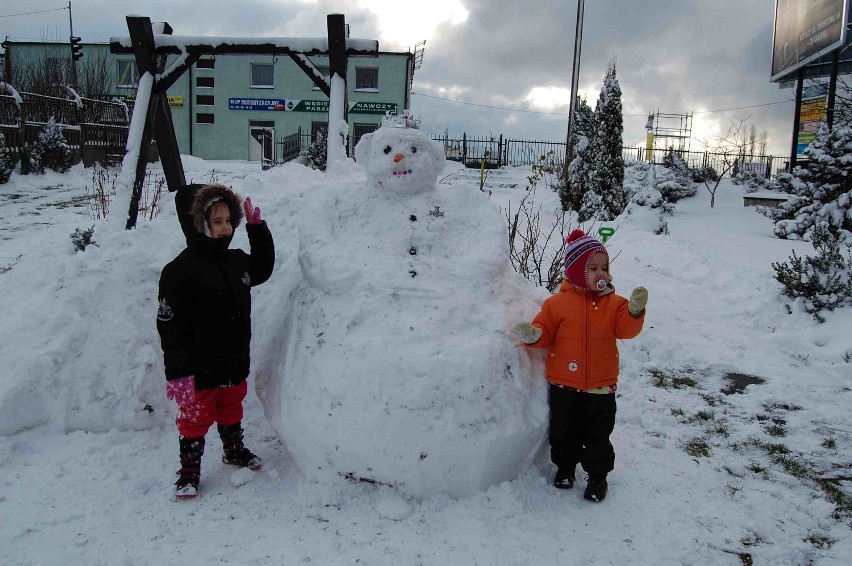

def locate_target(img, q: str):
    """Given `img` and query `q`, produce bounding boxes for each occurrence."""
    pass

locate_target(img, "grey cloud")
[3,0,798,154]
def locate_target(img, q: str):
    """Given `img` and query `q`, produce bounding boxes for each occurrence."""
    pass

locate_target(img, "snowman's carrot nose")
[394,153,404,163]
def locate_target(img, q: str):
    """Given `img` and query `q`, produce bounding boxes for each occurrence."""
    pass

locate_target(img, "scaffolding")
[648,110,693,154]
[409,40,426,91]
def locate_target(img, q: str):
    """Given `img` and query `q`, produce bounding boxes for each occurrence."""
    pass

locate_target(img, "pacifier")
[596,278,608,291]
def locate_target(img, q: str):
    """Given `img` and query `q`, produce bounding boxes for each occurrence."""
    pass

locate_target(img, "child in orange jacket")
[515,229,648,502]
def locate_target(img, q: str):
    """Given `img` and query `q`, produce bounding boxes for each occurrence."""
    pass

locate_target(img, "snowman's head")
[355,123,445,196]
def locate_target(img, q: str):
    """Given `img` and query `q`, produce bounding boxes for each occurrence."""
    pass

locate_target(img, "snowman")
[257,114,547,498]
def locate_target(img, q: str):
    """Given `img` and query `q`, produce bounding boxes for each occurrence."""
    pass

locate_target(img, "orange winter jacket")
[527,280,645,390]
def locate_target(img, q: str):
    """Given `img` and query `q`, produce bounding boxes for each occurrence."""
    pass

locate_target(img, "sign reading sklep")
[229,98,397,114]
[228,98,287,111]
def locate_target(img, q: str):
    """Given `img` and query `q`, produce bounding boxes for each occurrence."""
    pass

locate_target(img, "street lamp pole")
[564,0,585,177]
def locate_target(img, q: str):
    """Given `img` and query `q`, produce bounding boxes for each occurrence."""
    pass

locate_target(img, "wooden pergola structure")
[110,14,378,228]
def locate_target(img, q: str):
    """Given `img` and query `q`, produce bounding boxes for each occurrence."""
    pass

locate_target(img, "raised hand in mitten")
[166,375,196,405]
[514,322,543,344]
[243,197,262,225]
[628,287,648,317]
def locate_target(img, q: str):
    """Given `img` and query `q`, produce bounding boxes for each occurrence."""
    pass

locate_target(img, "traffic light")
[70,36,83,61]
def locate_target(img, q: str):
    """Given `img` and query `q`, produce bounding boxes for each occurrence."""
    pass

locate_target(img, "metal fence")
[278,129,302,163]
[0,87,130,167]
[20,91,80,126]
[277,131,364,164]
[0,95,18,127]
[429,132,788,178]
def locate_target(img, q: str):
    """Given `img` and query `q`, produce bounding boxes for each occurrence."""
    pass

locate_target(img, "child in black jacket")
[157,183,274,498]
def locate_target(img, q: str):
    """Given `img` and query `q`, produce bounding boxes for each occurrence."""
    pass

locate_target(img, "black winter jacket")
[157,184,274,390]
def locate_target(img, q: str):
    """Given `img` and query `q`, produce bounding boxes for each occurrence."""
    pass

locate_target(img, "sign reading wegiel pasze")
[281,100,398,114]
[771,0,849,82]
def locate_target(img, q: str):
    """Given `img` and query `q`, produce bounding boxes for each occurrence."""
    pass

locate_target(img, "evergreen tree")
[304,129,328,171]
[578,187,604,223]
[772,222,852,322]
[657,148,697,203]
[581,60,626,222]
[19,144,36,175]
[558,96,594,212]
[770,120,852,243]
[623,161,673,236]
[0,133,19,184]
[34,117,72,173]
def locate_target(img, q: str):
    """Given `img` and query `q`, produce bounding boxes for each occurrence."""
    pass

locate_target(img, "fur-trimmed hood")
[190,184,243,236]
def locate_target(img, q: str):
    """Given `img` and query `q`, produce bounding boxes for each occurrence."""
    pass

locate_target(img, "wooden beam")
[154,94,186,193]
[125,16,160,229]
[288,53,330,97]
[327,14,348,125]
[157,53,200,93]
[126,16,158,75]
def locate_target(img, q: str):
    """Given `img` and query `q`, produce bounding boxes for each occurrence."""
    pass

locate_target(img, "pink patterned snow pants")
[175,380,247,438]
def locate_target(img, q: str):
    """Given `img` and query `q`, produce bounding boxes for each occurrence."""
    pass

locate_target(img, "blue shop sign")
[229,98,287,111]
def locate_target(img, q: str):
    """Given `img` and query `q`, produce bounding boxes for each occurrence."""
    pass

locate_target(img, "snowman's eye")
[411,146,418,153]
[383,146,392,154]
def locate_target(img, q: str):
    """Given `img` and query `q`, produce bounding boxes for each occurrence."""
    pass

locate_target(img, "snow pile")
[0,169,169,435]
[1,156,851,564]
[255,124,548,498]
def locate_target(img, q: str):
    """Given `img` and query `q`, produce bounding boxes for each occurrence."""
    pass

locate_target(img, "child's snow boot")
[583,475,608,502]
[553,467,575,489]
[175,436,205,499]
[218,422,262,470]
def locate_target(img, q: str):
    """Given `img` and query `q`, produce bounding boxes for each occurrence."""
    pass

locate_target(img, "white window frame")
[251,63,274,88]
[355,67,379,92]
[116,60,138,88]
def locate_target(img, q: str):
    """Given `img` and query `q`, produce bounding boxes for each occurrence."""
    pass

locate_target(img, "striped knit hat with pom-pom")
[563,229,607,290]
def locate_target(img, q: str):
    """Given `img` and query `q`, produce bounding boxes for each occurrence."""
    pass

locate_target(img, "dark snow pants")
[548,383,616,478]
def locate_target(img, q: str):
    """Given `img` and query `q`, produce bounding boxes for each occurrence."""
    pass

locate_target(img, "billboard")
[771,0,849,82]
[797,82,828,156]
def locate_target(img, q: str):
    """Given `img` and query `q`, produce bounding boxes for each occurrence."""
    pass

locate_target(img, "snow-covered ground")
[0,156,850,565]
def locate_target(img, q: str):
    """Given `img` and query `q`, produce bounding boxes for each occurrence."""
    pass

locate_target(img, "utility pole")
[563,0,585,182]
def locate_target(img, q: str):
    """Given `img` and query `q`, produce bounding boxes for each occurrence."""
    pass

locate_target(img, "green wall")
[4,41,411,161]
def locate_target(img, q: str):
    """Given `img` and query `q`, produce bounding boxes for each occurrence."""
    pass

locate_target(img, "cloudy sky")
[4,0,802,155]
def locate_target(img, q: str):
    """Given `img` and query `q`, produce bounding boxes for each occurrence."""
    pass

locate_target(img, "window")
[312,66,329,90]
[117,60,138,88]
[196,95,214,106]
[251,63,274,88]
[352,123,379,153]
[355,67,378,91]
[197,76,214,88]
[196,113,214,124]
[196,58,215,69]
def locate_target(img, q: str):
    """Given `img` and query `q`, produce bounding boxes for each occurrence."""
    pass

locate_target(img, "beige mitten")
[514,322,543,344]
[628,287,648,316]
